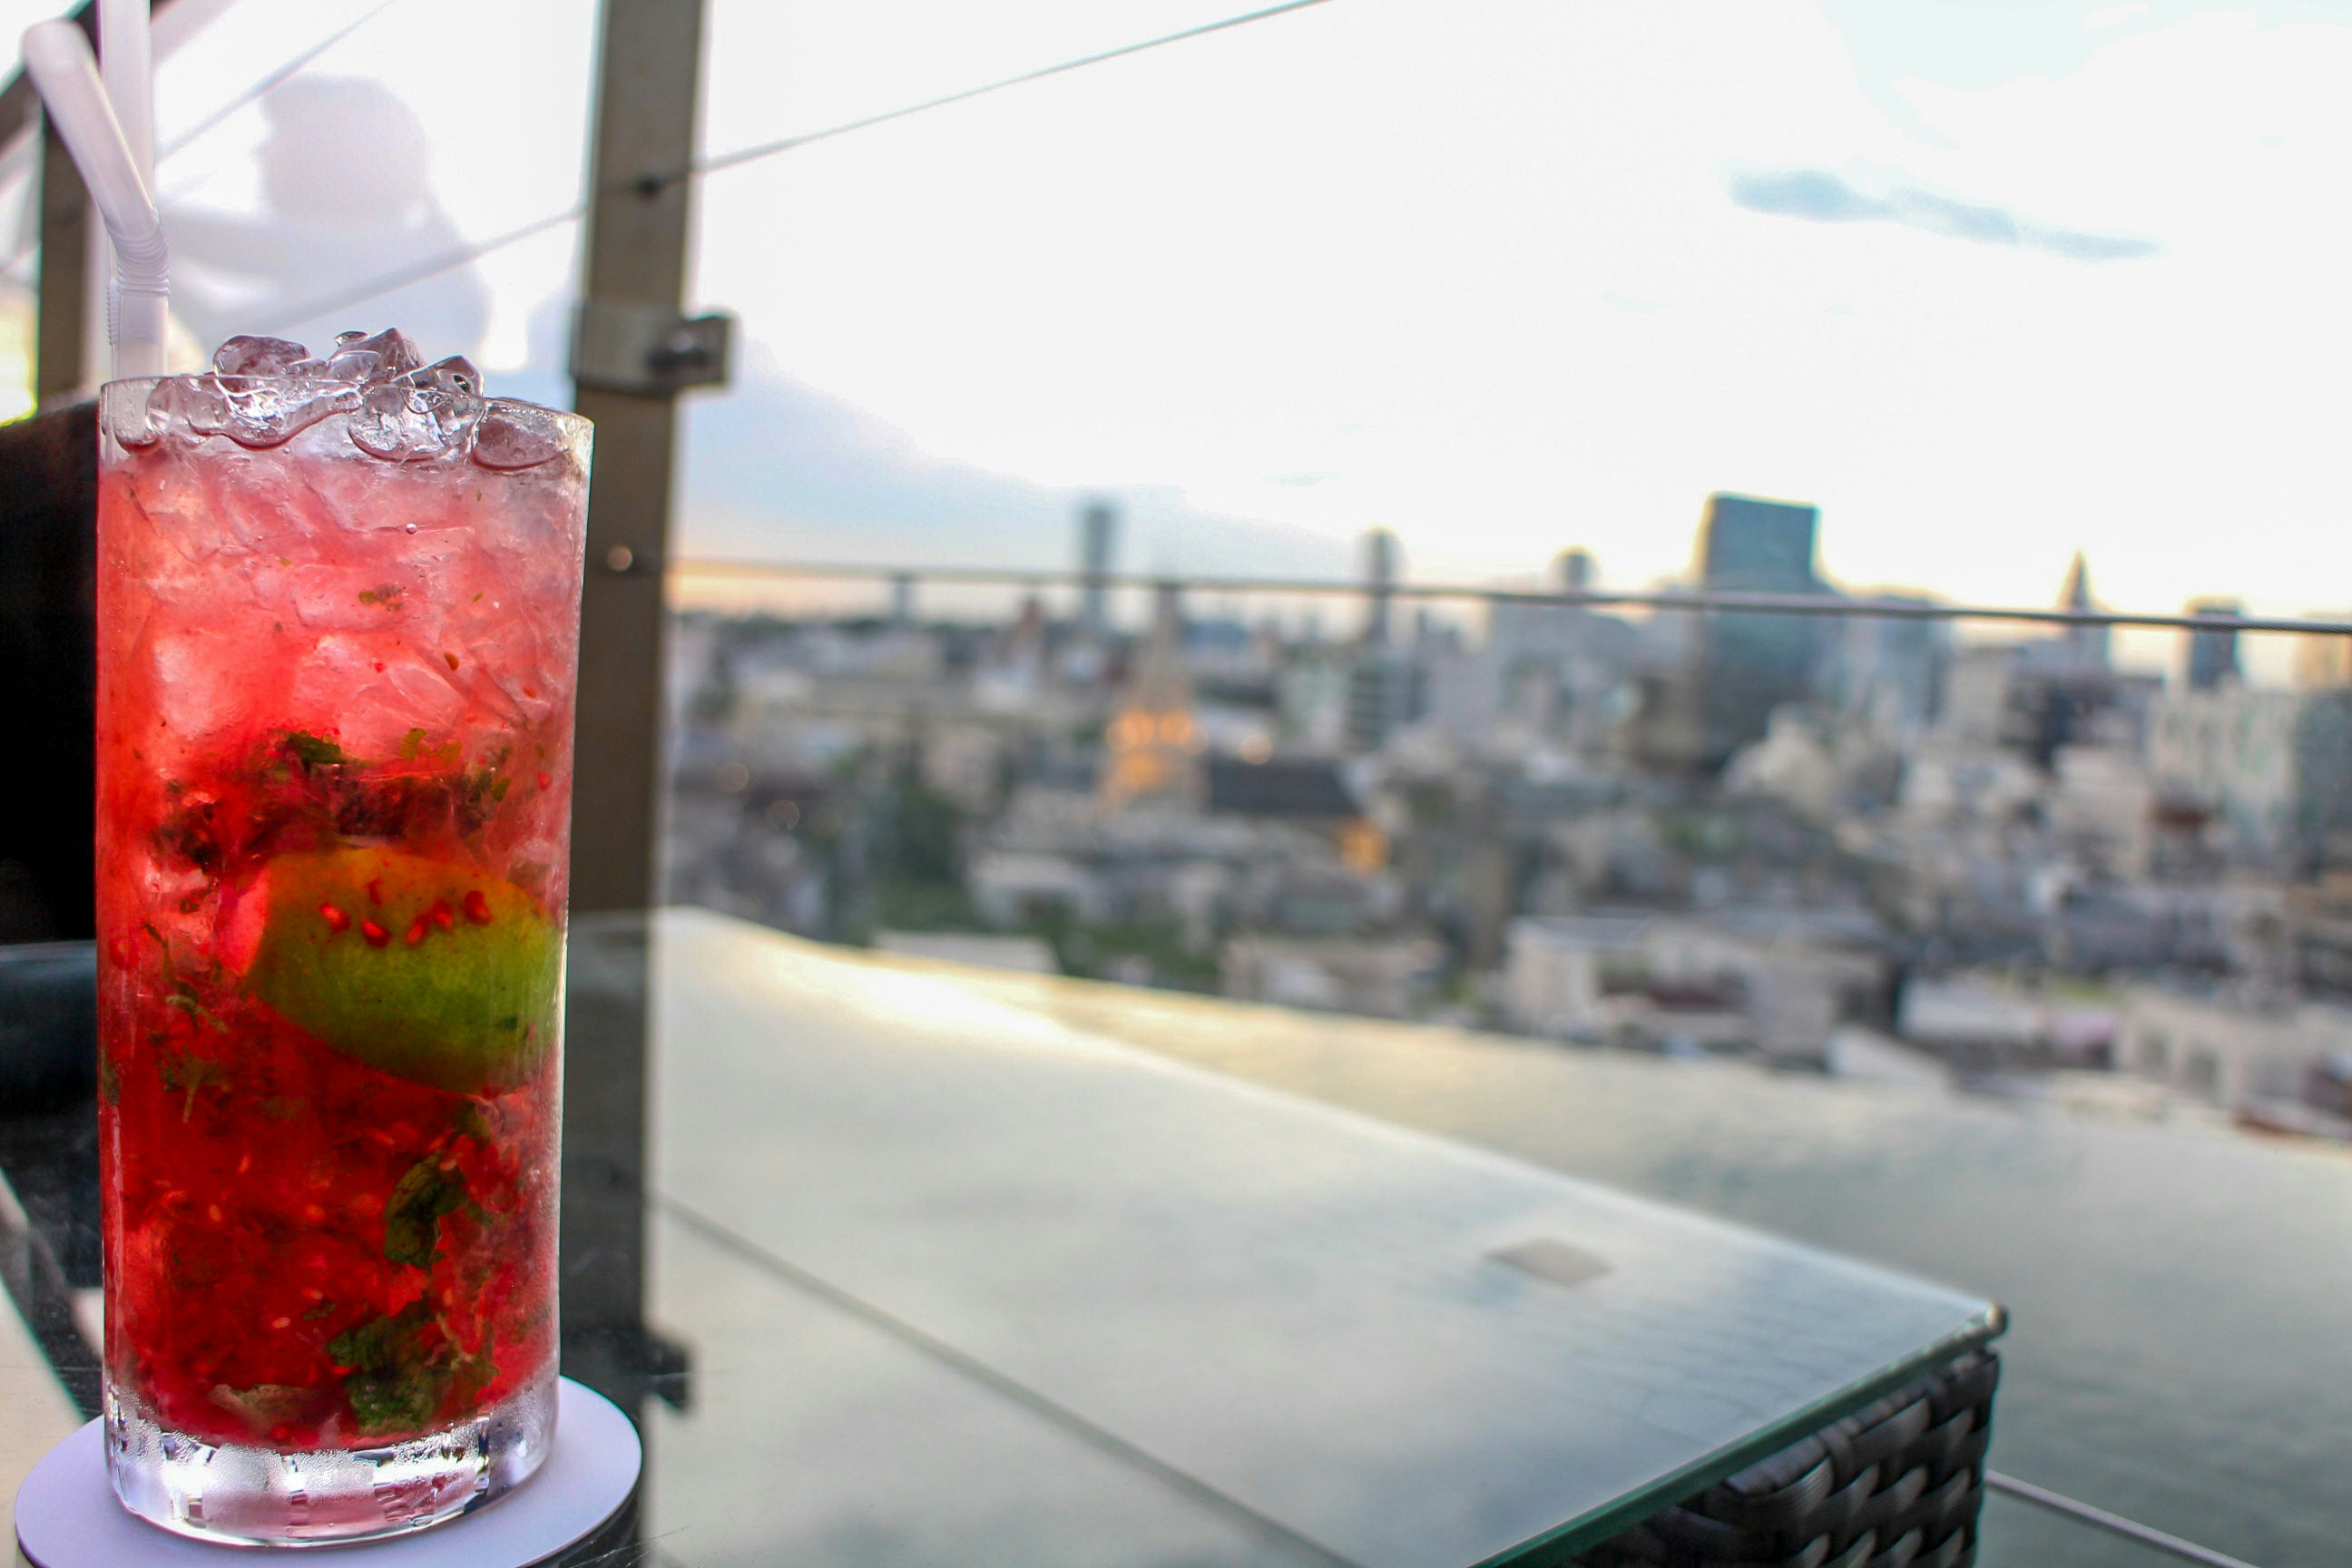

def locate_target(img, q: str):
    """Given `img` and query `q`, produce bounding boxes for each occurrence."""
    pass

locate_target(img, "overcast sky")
[8,0,2352,652]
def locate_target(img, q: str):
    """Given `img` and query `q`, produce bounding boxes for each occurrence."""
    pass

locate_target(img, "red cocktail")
[95,331,589,1544]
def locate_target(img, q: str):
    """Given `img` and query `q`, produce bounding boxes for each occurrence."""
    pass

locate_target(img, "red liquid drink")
[94,332,590,1544]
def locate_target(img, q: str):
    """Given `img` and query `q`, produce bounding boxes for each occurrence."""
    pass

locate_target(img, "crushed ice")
[110,331,567,470]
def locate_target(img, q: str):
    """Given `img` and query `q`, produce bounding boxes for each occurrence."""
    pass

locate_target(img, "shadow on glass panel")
[166,78,490,356]
[557,912,691,1563]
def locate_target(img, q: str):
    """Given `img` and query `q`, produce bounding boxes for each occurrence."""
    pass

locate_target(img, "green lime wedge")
[242,847,560,1094]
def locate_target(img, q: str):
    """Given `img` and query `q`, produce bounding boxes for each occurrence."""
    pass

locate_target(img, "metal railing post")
[570,0,710,917]
[558,0,713,1460]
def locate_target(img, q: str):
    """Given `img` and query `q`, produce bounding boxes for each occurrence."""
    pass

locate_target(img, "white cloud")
[25,0,2352,632]
[683,0,2352,622]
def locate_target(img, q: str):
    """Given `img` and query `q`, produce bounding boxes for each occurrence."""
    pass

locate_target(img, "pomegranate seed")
[405,917,428,946]
[318,902,349,933]
[463,890,493,925]
[271,1317,290,1330]
[361,919,389,946]
[206,1204,222,1222]
[366,877,383,906]
[429,898,456,931]
[536,771,554,790]
[444,651,461,671]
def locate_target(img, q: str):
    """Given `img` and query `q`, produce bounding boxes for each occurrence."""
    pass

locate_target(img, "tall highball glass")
[93,333,590,1544]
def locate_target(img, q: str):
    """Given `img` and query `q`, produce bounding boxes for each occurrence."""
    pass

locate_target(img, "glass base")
[103,1374,557,1547]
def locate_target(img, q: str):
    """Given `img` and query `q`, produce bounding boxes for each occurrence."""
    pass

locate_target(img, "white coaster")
[15,1378,641,1567]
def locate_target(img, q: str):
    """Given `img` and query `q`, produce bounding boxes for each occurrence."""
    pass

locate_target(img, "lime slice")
[241,847,560,1093]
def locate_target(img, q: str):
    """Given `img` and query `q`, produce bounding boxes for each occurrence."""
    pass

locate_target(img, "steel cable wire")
[238,0,1348,328]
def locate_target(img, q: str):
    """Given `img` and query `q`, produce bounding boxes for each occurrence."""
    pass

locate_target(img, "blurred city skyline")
[6,0,2352,639]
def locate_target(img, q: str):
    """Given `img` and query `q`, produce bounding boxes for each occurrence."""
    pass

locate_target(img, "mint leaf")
[383,1157,467,1269]
[154,798,223,873]
[346,1362,451,1436]
[158,1048,230,1121]
[285,730,348,768]
[328,1301,433,1372]
[165,986,228,1033]
[328,1302,464,1436]
[455,746,515,836]
[450,1327,499,1408]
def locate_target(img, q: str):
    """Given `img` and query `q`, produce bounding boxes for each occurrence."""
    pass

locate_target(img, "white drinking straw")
[99,0,154,191]
[22,18,169,380]
[99,0,156,376]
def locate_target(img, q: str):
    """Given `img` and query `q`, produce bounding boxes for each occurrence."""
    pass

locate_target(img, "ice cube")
[348,383,435,461]
[407,356,482,398]
[212,335,311,378]
[215,376,358,450]
[325,346,383,383]
[149,625,249,743]
[287,634,464,755]
[147,377,232,446]
[468,403,566,470]
[103,381,162,447]
[338,328,424,381]
[347,377,479,463]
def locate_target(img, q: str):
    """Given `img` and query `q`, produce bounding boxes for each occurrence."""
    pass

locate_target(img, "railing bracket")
[570,300,733,396]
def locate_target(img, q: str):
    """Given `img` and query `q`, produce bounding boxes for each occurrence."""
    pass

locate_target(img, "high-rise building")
[1559,547,1595,595]
[2149,685,2352,867]
[1461,547,1639,758]
[1361,528,1399,647]
[1101,583,1201,811]
[1837,596,1949,735]
[2058,553,2110,671]
[1691,494,1824,768]
[2294,620,2352,691]
[1345,653,1420,752]
[1077,500,1119,640]
[2184,599,2242,691]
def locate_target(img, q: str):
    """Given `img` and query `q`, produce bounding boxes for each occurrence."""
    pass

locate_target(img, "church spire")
[1100,583,1203,812]
[2059,551,2109,670]
[2060,551,2093,613]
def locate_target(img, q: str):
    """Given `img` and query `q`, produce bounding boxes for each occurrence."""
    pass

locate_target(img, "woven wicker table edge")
[1563,1347,2004,1568]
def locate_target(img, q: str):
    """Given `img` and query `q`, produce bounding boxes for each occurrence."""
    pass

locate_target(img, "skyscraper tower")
[1558,547,1595,595]
[1690,494,1824,767]
[2185,599,2242,691]
[1362,528,1399,646]
[2059,552,2110,671]
[1077,499,1119,641]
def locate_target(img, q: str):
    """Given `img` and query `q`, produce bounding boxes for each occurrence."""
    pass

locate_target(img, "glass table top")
[4,910,2001,1567]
